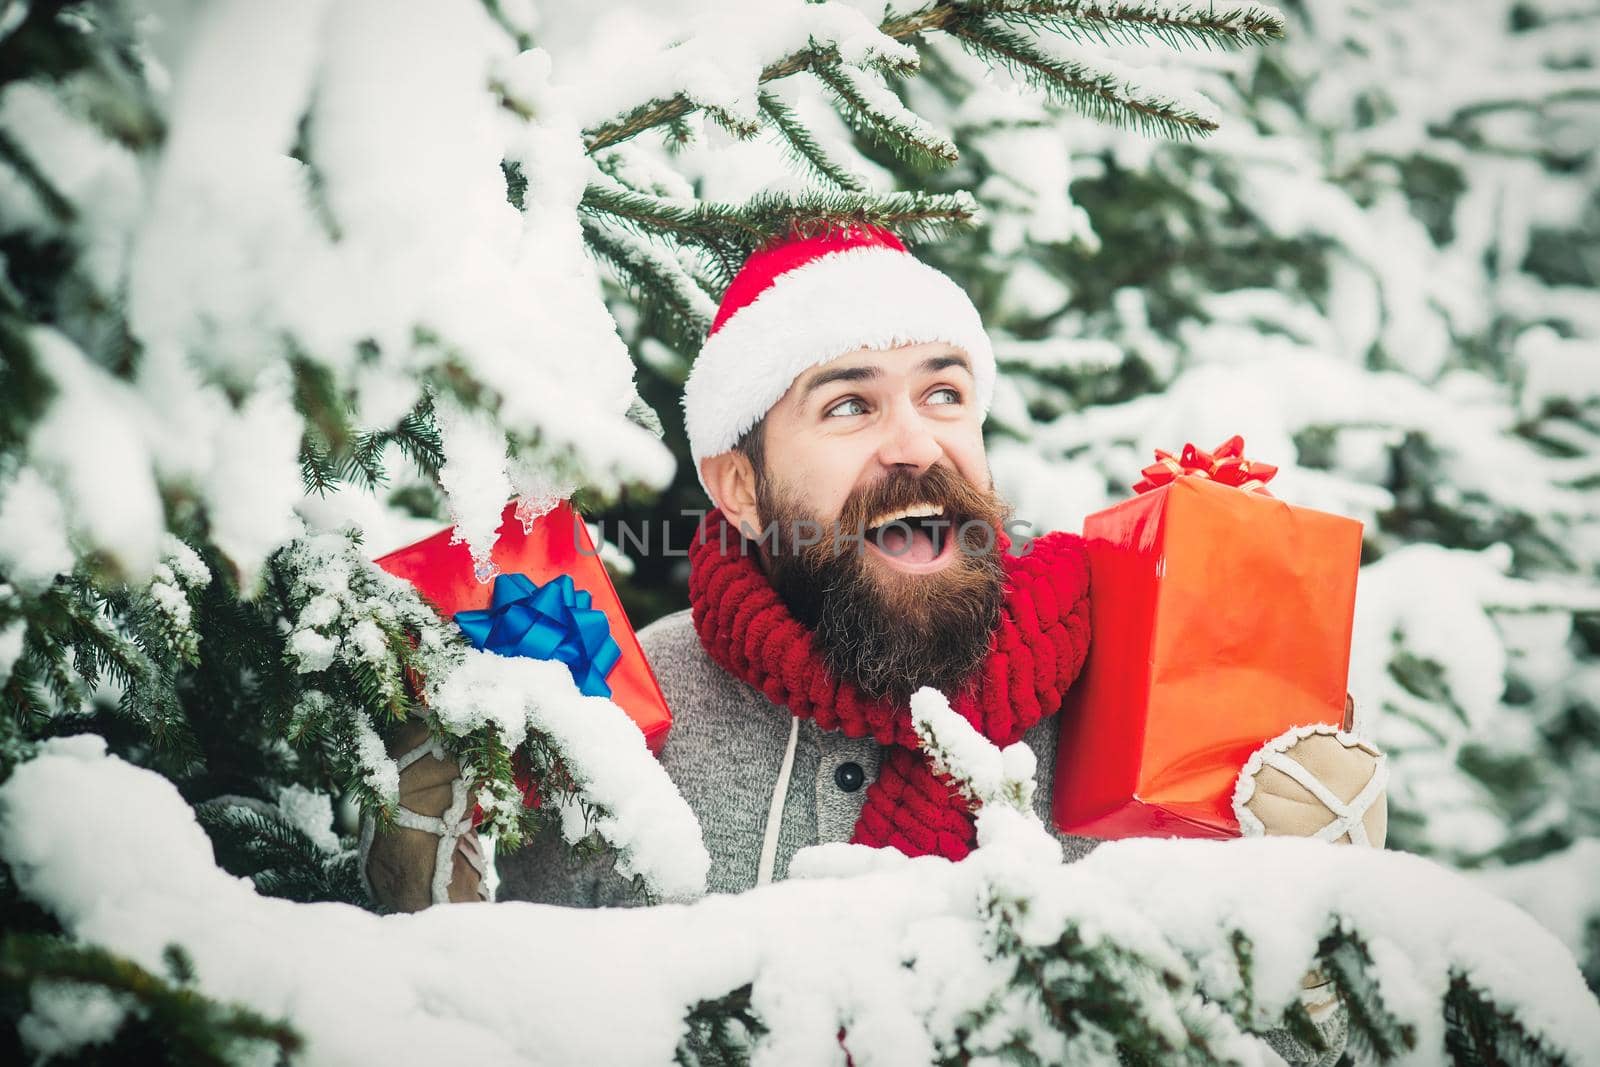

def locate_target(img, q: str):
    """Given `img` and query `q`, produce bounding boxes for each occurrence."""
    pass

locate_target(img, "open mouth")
[862,504,958,573]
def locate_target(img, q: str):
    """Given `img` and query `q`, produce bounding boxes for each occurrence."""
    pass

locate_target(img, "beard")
[751,461,1011,704]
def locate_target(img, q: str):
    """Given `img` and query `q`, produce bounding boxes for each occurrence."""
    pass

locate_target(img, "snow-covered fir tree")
[1,1,1596,1063]
[603,0,1600,990]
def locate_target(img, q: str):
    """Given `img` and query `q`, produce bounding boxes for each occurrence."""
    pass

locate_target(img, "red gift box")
[1051,436,1362,839]
[374,500,671,754]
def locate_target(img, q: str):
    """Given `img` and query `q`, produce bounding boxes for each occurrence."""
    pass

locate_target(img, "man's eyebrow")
[800,364,881,404]
[798,352,972,405]
[918,353,971,377]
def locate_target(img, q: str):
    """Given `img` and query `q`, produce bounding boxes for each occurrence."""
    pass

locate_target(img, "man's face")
[734,342,1012,702]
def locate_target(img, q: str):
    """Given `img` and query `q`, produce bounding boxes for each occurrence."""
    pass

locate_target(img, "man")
[366,224,1366,1063]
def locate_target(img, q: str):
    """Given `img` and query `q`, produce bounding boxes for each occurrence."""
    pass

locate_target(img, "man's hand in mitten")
[1233,693,1389,1025]
[1235,693,1388,846]
[361,717,489,912]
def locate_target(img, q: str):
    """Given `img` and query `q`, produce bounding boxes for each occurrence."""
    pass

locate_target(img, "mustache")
[830,462,1008,555]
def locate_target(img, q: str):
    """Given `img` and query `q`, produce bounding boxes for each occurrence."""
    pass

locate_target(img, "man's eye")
[826,397,868,418]
[928,387,961,406]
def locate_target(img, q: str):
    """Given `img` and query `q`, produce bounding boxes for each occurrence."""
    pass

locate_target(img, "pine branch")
[812,65,960,169]
[948,19,1220,140]
[482,0,535,52]
[1443,974,1573,1066]
[1319,934,1415,1060]
[0,932,302,1065]
[581,216,718,350]
[972,1,1287,52]
[675,984,767,1067]
[580,181,979,286]
[292,357,352,498]
[0,310,57,454]
[0,128,75,223]
[195,802,369,907]
[582,5,960,153]
[757,91,868,193]
[2,578,204,769]
[300,428,340,497]
[1015,926,1233,1062]
[341,400,445,491]
[579,0,1278,153]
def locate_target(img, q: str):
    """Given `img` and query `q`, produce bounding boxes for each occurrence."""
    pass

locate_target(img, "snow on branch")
[427,649,709,903]
[574,1,921,151]
[949,19,1223,139]
[272,529,705,899]
[4,739,1596,1064]
[910,686,1039,816]
[976,1,1287,52]
[813,64,962,168]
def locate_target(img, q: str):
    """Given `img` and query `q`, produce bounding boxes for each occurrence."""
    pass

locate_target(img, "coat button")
[834,761,865,793]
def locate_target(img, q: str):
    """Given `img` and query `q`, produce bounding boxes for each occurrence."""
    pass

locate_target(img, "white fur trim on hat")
[681,245,995,500]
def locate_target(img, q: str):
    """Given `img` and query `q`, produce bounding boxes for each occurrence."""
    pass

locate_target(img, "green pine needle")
[0,932,303,1065]
[949,19,1220,140]
[813,64,961,170]
[581,216,717,351]
[580,181,979,290]
[973,1,1286,52]
[758,91,868,193]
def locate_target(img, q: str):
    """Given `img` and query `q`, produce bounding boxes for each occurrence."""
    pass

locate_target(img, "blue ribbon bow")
[454,573,622,698]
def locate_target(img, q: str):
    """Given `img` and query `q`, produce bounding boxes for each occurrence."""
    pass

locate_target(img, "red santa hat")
[681,224,995,500]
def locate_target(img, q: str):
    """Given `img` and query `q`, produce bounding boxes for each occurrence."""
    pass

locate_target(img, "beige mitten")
[1233,707,1388,1023]
[359,717,489,912]
[1232,724,1388,847]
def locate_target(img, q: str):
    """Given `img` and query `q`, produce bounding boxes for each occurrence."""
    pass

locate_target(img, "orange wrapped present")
[374,500,671,755]
[1051,436,1362,839]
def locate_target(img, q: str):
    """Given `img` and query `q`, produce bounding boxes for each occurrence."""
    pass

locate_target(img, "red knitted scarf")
[686,507,1091,860]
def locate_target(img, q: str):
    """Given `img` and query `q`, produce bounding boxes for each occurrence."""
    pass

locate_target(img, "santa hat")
[681,224,995,500]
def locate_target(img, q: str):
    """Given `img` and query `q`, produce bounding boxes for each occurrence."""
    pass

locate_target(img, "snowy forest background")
[1,0,1598,1063]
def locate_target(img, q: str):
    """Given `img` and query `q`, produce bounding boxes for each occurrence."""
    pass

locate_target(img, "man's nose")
[874,395,942,472]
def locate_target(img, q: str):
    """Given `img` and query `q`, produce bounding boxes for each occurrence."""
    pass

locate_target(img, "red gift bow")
[1131,434,1278,497]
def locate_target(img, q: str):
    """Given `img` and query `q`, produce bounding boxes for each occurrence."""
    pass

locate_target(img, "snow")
[1022,349,1596,530]
[2,0,1597,1056]
[434,398,514,581]
[1473,839,1600,966]
[1019,25,1224,131]
[1349,541,1600,856]
[275,784,342,855]
[26,329,166,583]
[993,336,1126,373]
[0,80,142,293]
[287,628,339,675]
[1516,324,1600,418]
[351,715,400,808]
[295,483,444,562]
[0,617,25,690]
[18,981,129,1059]
[160,536,212,589]
[346,618,389,669]
[911,686,1040,817]
[201,373,305,593]
[146,577,192,639]
[0,466,75,594]
[832,64,957,161]
[426,648,708,902]
[540,1,917,134]
[6,0,679,596]
[5,737,1598,1065]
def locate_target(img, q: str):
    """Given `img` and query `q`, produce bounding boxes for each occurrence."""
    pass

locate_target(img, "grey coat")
[495,607,1346,1062]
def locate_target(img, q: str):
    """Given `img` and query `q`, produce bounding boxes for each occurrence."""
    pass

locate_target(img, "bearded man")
[366,225,1357,1064]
